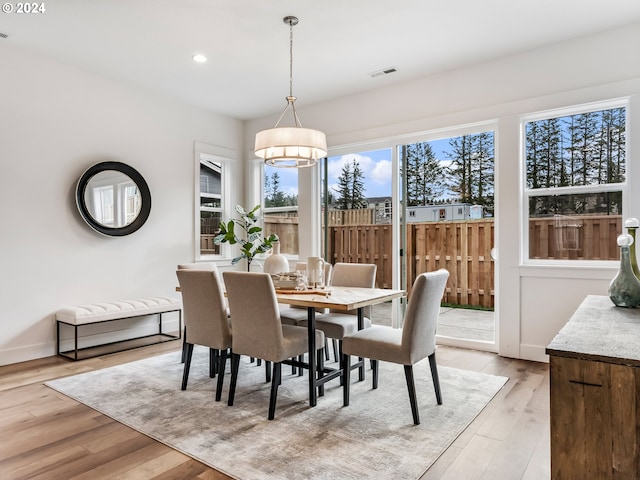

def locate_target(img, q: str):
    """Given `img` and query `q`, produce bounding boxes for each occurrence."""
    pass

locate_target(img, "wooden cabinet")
[547,296,640,480]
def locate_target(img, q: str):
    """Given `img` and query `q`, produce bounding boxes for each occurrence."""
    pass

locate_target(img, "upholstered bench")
[55,297,182,360]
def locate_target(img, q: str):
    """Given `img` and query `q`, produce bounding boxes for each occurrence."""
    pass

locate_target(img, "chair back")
[401,269,449,364]
[176,269,231,349]
[177,262,217,271]
[294,261,333,286]
[330,263,377,316]
[223,271,286,361]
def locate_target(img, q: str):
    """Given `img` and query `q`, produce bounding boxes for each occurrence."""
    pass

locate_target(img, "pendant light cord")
[289,18,294,99]
[274,16,303,128]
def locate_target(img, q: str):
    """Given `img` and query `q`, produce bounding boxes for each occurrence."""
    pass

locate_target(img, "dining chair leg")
[372,359,379,389]
[404,365,420,425]
[332,339,339,363]
[215,349,228,402]
[265,360,272,383]
[428,352,443,405]
[291,358,296,375]
[227,352,241,406]
[298,355,304,376]
[268,362,282,420]
[317,348,325,397]
[181,327,187,363]
[342,353,351,406]
[324,338,330,361]
[209,348,217,378]
[181,343,194,390]
[357,346,365,382]
[339,342,344,386]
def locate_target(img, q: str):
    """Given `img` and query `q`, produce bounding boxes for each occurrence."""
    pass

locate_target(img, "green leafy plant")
[214,204,278,270]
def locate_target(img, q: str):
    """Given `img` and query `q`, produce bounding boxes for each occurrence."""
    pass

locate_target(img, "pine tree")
[350,160,367,208]
[404,142,446,206]
[264,171,287,207]
[335,161,353,210]
[264,173,272,207]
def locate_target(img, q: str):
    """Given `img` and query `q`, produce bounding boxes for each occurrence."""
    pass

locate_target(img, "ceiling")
[2,0,640,121]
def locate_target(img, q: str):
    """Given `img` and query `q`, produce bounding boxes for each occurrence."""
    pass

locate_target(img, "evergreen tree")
[264,171,287,207]
[447,133,494,216]
[335,158,367,210]
[350,160,367,208]
[335,161,353,210]
[404,142,446,206]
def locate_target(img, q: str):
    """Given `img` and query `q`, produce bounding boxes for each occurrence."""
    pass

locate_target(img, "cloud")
[326,153,394,197]
[369,159,392,184]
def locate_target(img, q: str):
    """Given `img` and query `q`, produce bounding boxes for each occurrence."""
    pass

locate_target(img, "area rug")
[46,348,507,480]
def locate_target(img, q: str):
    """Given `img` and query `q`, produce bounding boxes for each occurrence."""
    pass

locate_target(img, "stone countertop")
[546,295,640,366]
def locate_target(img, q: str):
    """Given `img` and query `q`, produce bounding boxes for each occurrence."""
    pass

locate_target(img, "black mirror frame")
[76,161,151,237]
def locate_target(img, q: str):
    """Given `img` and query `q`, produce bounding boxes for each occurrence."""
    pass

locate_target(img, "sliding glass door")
[321,131,496,351]
[321,148,398,327]
[398,133,496,348]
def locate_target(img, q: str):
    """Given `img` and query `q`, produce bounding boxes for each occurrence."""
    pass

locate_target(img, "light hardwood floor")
[0,342,550,480]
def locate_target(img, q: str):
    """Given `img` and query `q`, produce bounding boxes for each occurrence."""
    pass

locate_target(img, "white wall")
[0,43,244,365]
[247,21,640,362]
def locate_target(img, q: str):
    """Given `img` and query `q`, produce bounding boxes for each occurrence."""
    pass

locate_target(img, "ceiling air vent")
[0,32,8,39]
[369,67,397,78]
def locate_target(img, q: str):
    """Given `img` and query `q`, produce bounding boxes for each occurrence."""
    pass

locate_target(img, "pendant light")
[254,16,327,168]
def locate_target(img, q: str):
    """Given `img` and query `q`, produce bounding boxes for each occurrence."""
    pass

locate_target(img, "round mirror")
[76,161,151,236]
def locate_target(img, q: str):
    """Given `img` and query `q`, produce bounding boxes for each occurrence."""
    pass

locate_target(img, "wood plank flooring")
[0,342,550,480]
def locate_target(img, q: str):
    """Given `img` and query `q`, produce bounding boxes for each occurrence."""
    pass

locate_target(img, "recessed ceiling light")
[192,54,207,63]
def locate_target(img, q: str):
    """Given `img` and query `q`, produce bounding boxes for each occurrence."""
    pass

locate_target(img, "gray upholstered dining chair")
[176,269,232,402]
[177,262,220,366]
[299,262,376,369]
[223,271,325,420]
[342,268,449,425]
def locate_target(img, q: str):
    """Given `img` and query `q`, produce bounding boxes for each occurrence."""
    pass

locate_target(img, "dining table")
[177,281,406,407]
[275,286,406,407]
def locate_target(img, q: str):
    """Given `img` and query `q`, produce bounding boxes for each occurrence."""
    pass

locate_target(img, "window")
[523,102,626,261]
[198,154,225,257]
[263,164,298,255]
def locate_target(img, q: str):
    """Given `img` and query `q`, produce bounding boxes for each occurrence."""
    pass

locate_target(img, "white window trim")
[195,144,233,261]
[520,98,629,267]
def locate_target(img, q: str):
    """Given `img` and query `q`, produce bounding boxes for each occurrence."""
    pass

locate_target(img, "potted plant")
[214,204,279,271]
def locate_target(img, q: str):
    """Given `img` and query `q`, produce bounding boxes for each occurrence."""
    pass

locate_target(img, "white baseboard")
[0,342,55,366]
[519,343,549,363]
[436,335,498,353]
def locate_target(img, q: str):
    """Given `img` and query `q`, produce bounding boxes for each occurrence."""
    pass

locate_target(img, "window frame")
[520,98,629,266]
[259,161,300,260]
[195,151,232,261]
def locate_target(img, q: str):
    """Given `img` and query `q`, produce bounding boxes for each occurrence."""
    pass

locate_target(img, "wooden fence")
[264,215,299,254]
[327,220,495,308]
[326,208,375,226]
[528,215,621,260]
[206,212,623,309]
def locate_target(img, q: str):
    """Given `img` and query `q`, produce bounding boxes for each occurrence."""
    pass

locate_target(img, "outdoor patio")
[370,302,495,343]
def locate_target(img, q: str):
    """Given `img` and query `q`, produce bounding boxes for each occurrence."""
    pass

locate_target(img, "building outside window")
[199,156,223,256]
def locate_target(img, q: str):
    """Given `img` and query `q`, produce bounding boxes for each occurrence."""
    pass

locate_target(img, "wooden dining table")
[275,286,406,407]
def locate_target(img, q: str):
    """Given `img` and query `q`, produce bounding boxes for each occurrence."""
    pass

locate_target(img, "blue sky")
[266,139,454,199]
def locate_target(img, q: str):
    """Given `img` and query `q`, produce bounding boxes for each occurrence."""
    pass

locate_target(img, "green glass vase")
[609,234,640,308]
[625,218,640,281]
